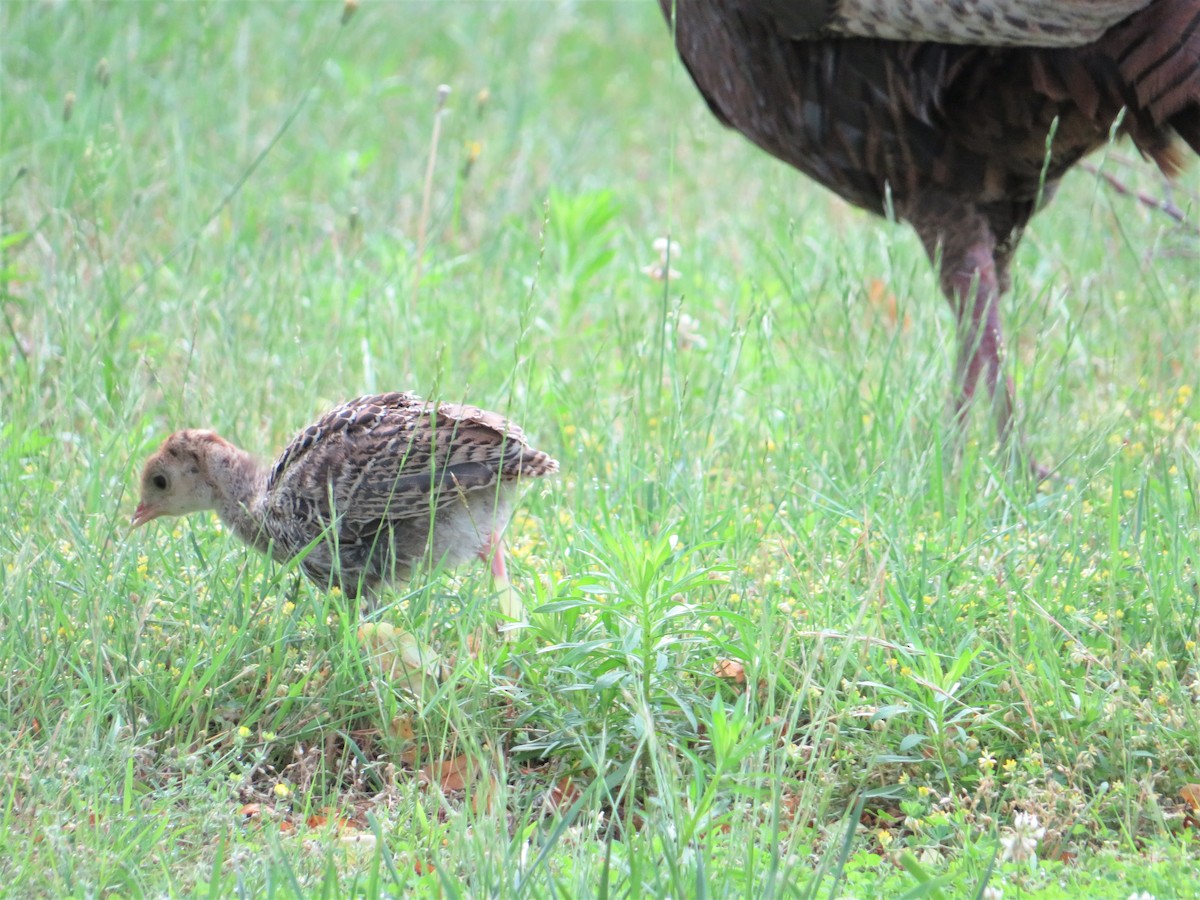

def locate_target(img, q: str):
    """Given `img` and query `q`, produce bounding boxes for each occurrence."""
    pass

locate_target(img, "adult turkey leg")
[911,200,1045,478]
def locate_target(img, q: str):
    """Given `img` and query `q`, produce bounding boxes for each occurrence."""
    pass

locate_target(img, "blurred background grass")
[2,1,1198,896]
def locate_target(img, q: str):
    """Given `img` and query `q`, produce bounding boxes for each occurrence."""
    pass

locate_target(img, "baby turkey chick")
[132,392,558,625]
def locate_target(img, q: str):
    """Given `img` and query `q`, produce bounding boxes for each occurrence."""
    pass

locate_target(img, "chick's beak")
[131,502,161,529]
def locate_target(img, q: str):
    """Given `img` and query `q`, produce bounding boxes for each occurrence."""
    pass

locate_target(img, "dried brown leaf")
[1181,784,1200,810]
[715,658,746,683]
[542,776,583,815]
[389,716,416,741]
[419,755,475,792]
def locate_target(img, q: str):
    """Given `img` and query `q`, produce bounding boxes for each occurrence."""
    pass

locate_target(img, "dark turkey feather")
[754,0,1153,45]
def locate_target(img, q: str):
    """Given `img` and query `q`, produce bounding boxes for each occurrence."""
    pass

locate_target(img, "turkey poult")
[660,0,1200,473]
[131,392,558,624]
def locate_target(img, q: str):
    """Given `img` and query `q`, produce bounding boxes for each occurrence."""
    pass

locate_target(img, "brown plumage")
[661,0,1200,472]
[132,392,558,610]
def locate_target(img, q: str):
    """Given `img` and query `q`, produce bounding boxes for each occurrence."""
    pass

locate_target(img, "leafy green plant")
[546,187,621,321]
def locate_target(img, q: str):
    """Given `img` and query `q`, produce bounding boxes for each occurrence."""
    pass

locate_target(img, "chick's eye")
[152,473,168,491]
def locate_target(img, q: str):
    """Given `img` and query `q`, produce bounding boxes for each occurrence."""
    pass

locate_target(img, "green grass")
[3,1,1199,896]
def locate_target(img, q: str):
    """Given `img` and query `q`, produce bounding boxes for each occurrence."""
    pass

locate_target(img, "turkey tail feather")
[1102,0,1200,166]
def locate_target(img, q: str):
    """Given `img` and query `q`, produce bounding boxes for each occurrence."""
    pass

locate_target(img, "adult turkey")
[659,0,1200,474]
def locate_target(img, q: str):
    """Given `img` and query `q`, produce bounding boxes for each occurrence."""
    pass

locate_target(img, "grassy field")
[3,1,1199,896]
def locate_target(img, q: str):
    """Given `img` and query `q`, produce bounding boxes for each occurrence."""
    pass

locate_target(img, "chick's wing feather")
[268,394,532,528]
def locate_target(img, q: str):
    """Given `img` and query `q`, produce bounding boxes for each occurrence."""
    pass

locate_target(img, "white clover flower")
[999,811,1045,863]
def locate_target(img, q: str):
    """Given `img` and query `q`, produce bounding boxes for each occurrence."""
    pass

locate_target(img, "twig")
[412,85,451,313]
[1097,150,1200,204]
[794,630,905,652]
[1081,161,1200,235]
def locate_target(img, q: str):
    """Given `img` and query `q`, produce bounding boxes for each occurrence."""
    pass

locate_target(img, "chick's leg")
[480,532,525,637]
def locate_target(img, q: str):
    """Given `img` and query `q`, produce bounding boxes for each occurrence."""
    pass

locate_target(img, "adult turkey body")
[661,0,1200,473]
